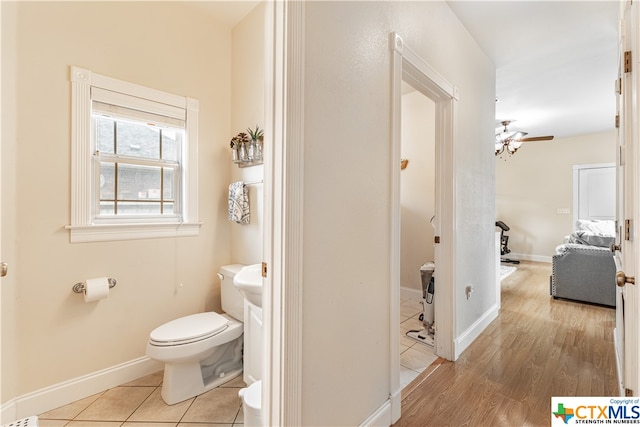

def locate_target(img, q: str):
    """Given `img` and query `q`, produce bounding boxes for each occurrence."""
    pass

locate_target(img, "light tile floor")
[399,295,438,389]
[38,298,434,426]
[38,371,246,427]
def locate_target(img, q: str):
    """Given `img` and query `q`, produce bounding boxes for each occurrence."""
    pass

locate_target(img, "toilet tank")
[220,264,245,321]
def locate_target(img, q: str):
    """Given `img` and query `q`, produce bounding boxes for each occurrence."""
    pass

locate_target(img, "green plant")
[230,132,250,149]
[246,125,264,141]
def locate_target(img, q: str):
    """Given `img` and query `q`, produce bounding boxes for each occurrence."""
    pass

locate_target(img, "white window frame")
[67,66,201,242]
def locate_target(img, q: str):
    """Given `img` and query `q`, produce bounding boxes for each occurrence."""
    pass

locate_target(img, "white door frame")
[263,1,304,425]
[390,32,458,421]
[614,0,639,398]
[630,0,640,392]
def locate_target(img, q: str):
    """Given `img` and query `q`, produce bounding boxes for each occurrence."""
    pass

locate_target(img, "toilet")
[146,264,246,405]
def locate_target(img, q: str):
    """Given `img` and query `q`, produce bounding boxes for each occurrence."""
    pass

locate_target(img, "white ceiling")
[191,1,619,140]
[448,1,620,140]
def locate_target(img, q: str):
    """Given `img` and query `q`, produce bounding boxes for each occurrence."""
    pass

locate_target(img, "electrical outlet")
[557,208,571,214]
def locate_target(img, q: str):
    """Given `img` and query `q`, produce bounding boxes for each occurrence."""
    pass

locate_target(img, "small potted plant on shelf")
[246,125,264,161]
[230,132,250,163]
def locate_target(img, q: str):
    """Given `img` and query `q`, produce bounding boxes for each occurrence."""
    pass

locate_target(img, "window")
[68,66,200,242]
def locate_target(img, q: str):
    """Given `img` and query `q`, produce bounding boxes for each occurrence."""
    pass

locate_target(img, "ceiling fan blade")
[519,135,554,142]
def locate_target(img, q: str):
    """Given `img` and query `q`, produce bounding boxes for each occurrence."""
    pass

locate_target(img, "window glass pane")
[96,116,115,154]
[99,163,115,200]
[163,168,174,200]
[161,129,181,161]
[164,202,175,214]
[116,121,160,159]
[117,164,161,201]
[118,202,161,215]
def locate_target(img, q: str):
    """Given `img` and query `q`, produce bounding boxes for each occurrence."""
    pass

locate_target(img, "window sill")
[65,222,202,243]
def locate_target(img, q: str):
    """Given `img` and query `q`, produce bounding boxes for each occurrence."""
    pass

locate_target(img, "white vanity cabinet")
[243,299,263,385]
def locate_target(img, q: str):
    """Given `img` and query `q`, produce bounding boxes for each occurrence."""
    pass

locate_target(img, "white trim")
[390,33,403,424]
[70,66,92,228]
[434,83,457,362]
[453,304,499,360]
[572,162,616,227]
[64,222,201,243]
[68,66,199,243]
[264,1,304,425]
[391,33,458,101]
[1,357,162,424]
[262,0,277,423]
[359,398,393,427]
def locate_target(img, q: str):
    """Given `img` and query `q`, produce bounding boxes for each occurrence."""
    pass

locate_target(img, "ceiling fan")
[495,120,554,156]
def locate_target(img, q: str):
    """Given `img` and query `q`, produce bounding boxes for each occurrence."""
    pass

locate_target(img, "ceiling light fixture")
[495,121,527,156]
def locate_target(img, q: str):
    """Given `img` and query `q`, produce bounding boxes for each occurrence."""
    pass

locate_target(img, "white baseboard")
[359,397,392,427]
[1,356,163,424]
[0,401,16,426]
[390,388,401,424]
[507,252,552,263]
[454,303,499,360]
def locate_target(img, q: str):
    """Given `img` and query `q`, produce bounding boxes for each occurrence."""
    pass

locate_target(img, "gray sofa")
[550,220,616,307]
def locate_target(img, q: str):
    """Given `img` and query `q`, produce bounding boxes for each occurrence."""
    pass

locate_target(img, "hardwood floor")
[394,261,618,427]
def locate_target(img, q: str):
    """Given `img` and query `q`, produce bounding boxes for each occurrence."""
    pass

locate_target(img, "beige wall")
[302,2,495,424]
[230,2,265,265]
[496,129,616,259]
[400,91,436,291]
[1,1,19,406]
[2,1,236,399]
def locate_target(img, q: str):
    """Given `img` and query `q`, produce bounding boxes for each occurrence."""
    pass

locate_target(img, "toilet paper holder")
[72,278,117,294]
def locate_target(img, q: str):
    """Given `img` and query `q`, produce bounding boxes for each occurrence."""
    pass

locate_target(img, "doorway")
[389,32,457,421]
[398,81,438,388]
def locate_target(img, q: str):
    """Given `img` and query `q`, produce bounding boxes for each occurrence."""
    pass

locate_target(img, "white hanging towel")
[228,181,250,224]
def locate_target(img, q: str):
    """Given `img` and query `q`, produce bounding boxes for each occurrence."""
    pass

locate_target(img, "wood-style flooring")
[394,261,618,427]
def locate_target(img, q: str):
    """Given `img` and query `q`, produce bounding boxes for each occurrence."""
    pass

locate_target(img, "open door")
[613,0,639,398]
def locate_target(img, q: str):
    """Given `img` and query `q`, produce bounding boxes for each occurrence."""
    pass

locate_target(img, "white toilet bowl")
[146,264,246,405]
[239,380,262,427]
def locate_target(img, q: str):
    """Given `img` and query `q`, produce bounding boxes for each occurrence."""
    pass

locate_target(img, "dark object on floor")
[496,220,520,264]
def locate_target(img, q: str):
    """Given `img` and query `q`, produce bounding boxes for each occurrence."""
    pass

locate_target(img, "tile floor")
[38,296,434,427]
[399,294,438,389]
[38,371,246,427]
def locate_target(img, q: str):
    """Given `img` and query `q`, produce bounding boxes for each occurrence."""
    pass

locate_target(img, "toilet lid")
[149,312,229,345]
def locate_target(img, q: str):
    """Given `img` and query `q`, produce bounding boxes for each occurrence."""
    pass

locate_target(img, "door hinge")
[434,236,440,244]
[625,51,633,73]
[625,219,633,241]
[626,388,634,397]
[616,114,620,128]
[616,77,622,95]
[261,262,267,278]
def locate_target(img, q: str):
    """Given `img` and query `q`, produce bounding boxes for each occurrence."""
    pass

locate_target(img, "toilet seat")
[149,312,229,346]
